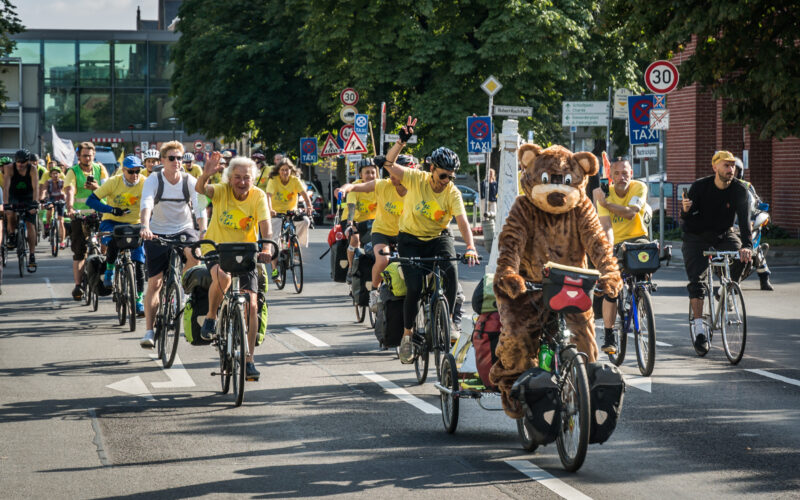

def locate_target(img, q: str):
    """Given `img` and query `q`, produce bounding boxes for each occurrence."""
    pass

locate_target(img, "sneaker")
[135,300,145,317]
[601,330,617,355]
[245,362,260,382]
[140,330,155,348]
[103,269,114,288]
[27,254,36,272]
[59,242,66,249]
[399,335,414,364]
[368,289,380,312]
[71,285,84,301]
[200,318,217,341]
[271,268,278,279]
[694,333,709,356]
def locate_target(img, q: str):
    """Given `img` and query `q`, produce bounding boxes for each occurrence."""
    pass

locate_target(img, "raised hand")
[398,116,417,143]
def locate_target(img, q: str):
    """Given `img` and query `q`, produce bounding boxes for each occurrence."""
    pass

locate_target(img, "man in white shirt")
[138,141,207,347]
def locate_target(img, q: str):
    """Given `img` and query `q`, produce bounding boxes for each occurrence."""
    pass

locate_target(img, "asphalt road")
[1,228,799,499]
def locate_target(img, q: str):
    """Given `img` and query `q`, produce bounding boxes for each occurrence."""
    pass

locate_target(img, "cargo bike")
[435,263,626,472]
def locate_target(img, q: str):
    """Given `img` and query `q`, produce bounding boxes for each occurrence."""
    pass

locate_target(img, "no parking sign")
[466,116,492,153]
[627,95,661,145]
[300,137,318,164]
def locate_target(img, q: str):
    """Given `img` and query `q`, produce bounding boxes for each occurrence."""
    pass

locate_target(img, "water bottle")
[538,343,554,372]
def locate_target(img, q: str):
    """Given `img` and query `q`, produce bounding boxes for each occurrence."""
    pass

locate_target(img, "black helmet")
[429,147,459,171]
[14,149,31,163]
[396,154,415,167]
[357,158,376,171]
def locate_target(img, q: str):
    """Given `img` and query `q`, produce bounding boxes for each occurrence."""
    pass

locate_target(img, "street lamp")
[168,117,178,140]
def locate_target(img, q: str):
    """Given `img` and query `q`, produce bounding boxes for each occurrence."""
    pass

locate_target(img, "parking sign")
[299,137,318,164]
[466,116,492,153]
[627,95,661,145]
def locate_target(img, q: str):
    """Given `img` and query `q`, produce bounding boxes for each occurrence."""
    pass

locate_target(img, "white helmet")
[182,152,195,163]
[143,149,159,160]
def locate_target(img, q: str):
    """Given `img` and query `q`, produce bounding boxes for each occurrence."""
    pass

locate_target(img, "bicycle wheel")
[608,289,628,366]
[231,304,247,407]
[50,224,58,257]
[556,347,591,472]
[82,273,92,307]
[353,287,366,323]
[440,353,459,434]
[161,281,182,368]
[413,307,429,385]
[633,288,656,376]
[432,297,451,379]
[721,281,747,364]
[289,236,303,293]
[91,283,99,311]
[517,417,540,452]
[368,306,376,328]
[17,231,25,278]
[125,263,137,332]
[218,305,231,394]
[275,250,287,290]
[115,269,126,326]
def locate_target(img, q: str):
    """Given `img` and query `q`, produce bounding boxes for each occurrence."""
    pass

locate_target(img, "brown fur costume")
[489,143,622,418]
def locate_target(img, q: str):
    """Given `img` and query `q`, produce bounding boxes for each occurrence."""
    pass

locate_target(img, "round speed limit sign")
[645,60,679,94]
[340,88,359,106]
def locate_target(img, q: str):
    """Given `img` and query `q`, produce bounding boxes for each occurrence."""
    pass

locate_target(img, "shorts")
[143,229,198,279]
[49,201,66,217]
[354,220,373,245]
[371,232,397,248]
[205,255,258,293]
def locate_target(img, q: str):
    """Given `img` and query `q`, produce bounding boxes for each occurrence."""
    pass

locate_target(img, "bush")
[763,223,792,239]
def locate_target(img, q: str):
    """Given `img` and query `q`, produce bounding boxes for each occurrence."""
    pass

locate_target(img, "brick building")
[665,39,800,236]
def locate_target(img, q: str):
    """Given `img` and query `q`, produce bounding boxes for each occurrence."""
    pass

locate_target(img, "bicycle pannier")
[330,238,349,283]
[621,241,660,275]
[181,265,212,295]
[542,262,599,314]
[217,242,257,274]
[112,224,142,250]
[472,311,502,390]
[183,292,211,346]
[511,367,561,445]
[471,273,498,314]
[585,362,625,444]
[86,254,112,296]
[374,285,404,348]
[352,248,374,307]
[382,262,406,297]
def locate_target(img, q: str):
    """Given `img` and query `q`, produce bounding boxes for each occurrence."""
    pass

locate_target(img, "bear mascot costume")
[489,143,623,418]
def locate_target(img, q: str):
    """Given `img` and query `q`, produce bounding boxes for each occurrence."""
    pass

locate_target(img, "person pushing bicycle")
[681,150,752,355]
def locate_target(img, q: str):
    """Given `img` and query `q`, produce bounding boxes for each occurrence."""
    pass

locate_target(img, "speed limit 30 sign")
[645,60,679,94]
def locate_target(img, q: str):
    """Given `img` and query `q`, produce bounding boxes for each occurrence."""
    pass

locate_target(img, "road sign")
[468,153,485,164]
[650,109,670,130]
[134,146,141,154]
[194,140,203,151]
[320,134,340,157]
[342,130,368,154]
[204,142,213,153]
[493,105,532,117]
[340,105,357,124]
[562,101,609,127]
[627,95,661,144]
[347,154,362,162]
[354,113,369,138]
[481,76,502,97]
[635,145,658,158]
[613,88,634,119]
[645,60,679,94]
[467,116,492,153]
[340,88,359,106]
[299,137,318,163]
[383,133,418,144]
[141,141,150,152]
[338,124,354,147]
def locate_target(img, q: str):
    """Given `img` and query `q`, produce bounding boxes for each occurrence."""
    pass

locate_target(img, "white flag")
[51,125,75,167]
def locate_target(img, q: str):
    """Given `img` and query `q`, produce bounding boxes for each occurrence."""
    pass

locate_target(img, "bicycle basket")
[541,262,599,314]
[621,241,660,275]
[112,224,142,250]
[217,242,258,274]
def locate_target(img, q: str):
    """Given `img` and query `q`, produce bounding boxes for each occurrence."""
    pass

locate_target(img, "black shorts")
[205,257,258,293]
[143,229,198,279]
[371,232,397,248]
[355,220,373,245]
[50,202,66,218]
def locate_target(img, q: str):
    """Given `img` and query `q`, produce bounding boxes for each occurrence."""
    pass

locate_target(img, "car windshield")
[94,149,119,176]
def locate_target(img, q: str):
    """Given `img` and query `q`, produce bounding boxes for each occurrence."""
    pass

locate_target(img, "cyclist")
[592,159,651,354]
[65,142,110,300]
[252,152,269,192]
[734,157,773,291]
[265,157,312,278]
[86,155,147,315]
[382,117,479,363]
[0,156,8,292]
[344,158,378,282]
[139,141,207,347]
[196,152,273,381]
[3,149,39,272]
[681,150,752,355]
[143,149,160,177]
[40,164,67,250]
[182,152,203,178]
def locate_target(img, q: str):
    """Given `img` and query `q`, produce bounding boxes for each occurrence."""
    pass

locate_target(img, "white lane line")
[151,354,196,388]
[287,327,330,347]
[359,371,440,414]
[745,369,800,388]
[505,460,592,500]
[626,332,672,347]
[620,368,652,393]
[43,277,58,307]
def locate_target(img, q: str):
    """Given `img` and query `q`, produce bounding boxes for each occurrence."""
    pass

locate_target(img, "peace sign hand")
[398,116,417,143]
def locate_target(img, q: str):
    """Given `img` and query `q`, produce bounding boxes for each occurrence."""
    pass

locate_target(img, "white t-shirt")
[140,172,206,234]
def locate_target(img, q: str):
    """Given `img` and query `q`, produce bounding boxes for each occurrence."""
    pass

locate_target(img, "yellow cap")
[712,150,735,164]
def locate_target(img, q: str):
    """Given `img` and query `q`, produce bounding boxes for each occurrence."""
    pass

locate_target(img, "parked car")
[94,146,120,176]
[455,184,478,205]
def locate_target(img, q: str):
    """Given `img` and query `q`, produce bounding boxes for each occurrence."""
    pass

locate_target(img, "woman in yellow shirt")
[382,117,479,363]
[196,152,273,382]
[265,158,312,278]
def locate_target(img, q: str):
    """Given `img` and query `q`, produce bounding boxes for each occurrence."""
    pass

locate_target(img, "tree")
[0,0,24,112]
[608,0,800,140]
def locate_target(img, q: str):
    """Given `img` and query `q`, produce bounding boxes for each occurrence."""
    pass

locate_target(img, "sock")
[604,327,614,337]
[693,318,705,334]
[137,291,143,301]
[106,262,114,271]
[145,329,154,336]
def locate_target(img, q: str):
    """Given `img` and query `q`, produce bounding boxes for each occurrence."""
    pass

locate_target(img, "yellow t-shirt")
[266,176,305,213]
[597,179,648,242]
[184,164,203,178]
[63,163,110,189]
[399,169,465,240]
[255,167,270,192]
[203,184,269,254]
[371,179,404,237]
[91,174,144,223]
[346,180,377,223]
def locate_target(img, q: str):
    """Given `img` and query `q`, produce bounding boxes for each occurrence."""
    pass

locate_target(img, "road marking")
[620,368,652,393]
[106,375,155,400]
[505,460,592,499]
[287,327,330,347]
[43,277,58,307]
[359,371,440,414]
[151,354,196,388]
[745,369,800,388]
[626,332,672,347]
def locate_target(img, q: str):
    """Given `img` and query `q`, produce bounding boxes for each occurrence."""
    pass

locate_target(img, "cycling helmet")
[734,157,744,180]
[0,156,11,165]
[429,147,460,171]
[396,154,416,168]
[143,149,160,160]
[251,152,266,162]
[182,152,195,163]
[14,149,31,163]
[357,158,376,172]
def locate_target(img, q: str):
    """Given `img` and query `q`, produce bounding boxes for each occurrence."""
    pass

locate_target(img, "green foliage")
[0,0,24,112]
[607,0,800,140]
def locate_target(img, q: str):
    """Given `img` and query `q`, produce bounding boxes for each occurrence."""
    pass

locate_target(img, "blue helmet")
[123,155,143,170]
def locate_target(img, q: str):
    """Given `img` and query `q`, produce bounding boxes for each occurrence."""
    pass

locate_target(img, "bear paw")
[497,273,527,300]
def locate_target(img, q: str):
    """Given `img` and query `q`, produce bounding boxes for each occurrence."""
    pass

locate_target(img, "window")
[79,42,111,87]
[114,43,147,87]
[43,42,77,87]
[149,90,175,129]
[44,88,77,131]
[114,89,146,130]
[10,41,41,64]
[148,43,173,87]
[79,90,112,131]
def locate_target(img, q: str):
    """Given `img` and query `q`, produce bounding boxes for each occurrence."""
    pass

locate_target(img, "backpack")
[382,262,406,297]
[471,274,497,314]
[352,247,374,307]
[585,362,626,444]
[472,312,502,390]
[374,285,404,348]
[330,238,349,283]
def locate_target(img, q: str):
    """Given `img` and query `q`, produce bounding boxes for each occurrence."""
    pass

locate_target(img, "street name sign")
[562,101,609,127]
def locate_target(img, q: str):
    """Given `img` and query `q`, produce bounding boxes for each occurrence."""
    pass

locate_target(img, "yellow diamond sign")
[481,75,502,97]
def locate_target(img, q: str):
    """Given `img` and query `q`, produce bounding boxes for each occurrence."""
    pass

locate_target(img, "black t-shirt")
[681,175,752,248]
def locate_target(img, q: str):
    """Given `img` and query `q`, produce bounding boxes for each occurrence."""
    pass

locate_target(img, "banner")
[51,126,75,167]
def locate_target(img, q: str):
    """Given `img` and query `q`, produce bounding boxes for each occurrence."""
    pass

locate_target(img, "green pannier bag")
[183,292,211,346]
[256,264,269,345]
[382,262,407,297]
[471,273,498,314]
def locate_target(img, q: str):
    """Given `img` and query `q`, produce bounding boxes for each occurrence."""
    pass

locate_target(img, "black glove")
[374,156,387,168]
[111,207,125,217]
[398,125,414,143]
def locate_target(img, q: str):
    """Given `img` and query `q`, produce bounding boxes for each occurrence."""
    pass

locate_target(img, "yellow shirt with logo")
[204,183,269,254]
[399,169,465,241]
[91,174,144,224]
[371,179,404,237]
[597,179,648,242]
[346,180,377,223]
[266,175,305,213]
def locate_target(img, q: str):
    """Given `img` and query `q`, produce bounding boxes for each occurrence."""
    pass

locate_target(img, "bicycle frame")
[703,252,736,333]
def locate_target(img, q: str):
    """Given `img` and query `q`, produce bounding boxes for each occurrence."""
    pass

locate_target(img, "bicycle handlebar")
[191,238,279,263]
[703,250,741,260]
[3,202,40,212]
[388,253,478,266]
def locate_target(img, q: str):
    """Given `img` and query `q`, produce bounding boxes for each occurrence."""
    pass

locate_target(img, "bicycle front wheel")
[115,270,126,326]
[556,348,591,472]
[289,236,303,293]
[608,291,628,366]
[634,288,656,376]
[50,225,58,257]
[218,305,231,394]
[232,305,247,407]
[431,297,451,379]
[125,263,137,332]
[17,231,25,278]
[413,307,429,385]
[161,281,182,368]
[721,281,747,364]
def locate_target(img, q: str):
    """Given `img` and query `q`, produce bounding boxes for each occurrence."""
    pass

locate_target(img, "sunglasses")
[166,155,182,162]
[438,172,455,181]
[125,168,141,174]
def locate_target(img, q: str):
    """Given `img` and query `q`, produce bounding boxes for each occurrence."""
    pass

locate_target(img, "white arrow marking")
[106,376,154,400]
[151,354,196,388]
[621,369,652,393]
[360,371,440,414]
[287,327,330,347]
[505,460,592,499]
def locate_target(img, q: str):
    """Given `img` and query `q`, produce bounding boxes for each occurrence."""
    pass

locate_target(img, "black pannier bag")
[330,238,349,283]
[374,285,404,348]
[621,241,660,275]
[511,367,561,445]
[585,361,625,444]
[352,246,374,307]
[86,254,112,296]
[217,242,257,274]
[542,262,599,314]
[112,224,142,250]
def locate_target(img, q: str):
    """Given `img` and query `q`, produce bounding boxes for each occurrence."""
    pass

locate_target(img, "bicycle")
[151,235,195,368]
[111,224,142,332]
[272,211,309,293]
[74,212,102,311]
[195,238,278,407]
[6,202,40,278]
[688,250,747,364]
[44,200,66,257]
[351,246,376,327]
